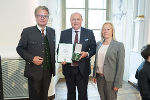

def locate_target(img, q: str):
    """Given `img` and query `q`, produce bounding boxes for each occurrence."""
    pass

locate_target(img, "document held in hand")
[57,43,74,63]
[57,43,82,63]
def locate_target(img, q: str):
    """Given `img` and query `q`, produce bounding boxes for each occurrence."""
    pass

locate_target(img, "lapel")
[68,28,72,43]
[35,25,42,36]
[34,26,44,41]
[96,41,103,54]
[79,27,86,44]
[45,27,53,45]
[104,40,116,58]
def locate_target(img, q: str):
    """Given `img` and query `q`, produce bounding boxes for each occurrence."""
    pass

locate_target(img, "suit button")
[42,51,44,53]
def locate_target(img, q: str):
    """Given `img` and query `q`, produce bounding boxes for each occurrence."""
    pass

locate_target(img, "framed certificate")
[57,43,73,63]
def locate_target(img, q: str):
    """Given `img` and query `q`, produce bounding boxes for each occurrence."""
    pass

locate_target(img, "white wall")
[0,0,38,48]
[47,0,62,44]
[0,0,62,97]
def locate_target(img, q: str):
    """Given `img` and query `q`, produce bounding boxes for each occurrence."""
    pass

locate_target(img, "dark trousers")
[28,70,52,100]
[96,74,117,100]
[142,97,150,100]
[64,66,89,100]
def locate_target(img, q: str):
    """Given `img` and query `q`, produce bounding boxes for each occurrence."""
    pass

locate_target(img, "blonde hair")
[101,21,116,41]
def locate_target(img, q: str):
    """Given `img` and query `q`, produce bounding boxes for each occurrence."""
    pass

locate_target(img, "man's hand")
[33,56,43,65]
[61,61,67,65]
[80,51,88,59]
[92,78,97,84]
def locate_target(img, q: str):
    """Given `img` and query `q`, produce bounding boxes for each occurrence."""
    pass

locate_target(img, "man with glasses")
[16,6,55,100]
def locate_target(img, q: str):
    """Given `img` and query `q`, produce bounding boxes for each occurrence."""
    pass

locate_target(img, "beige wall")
[0,0,38,47]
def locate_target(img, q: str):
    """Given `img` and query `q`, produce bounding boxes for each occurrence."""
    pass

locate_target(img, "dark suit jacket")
[138,61,150,99]
[16,26,55,81]
[59,27,96,77]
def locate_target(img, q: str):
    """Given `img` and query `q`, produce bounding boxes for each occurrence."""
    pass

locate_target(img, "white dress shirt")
[37,24,46,36]
[72,28,81,44]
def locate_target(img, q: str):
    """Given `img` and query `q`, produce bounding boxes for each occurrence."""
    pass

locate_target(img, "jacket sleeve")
[93,41,101,78]
[93,55,97,78]
[135,60,145,79]
[135,69,139,79]
[139,70,150,98]
[16,29,34,63]
[88,30,96,58]
[114,43,125,88]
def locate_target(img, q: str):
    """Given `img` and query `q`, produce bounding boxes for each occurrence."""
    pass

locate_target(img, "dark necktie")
[41,29,44,37]
[71,31,79,66]
[74,31,78,43]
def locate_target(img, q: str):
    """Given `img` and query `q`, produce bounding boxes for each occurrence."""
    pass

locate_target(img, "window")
[63,0,109,42]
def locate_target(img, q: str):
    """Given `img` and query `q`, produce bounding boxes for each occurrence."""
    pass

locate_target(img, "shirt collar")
[72,28,81,33]
[37,24,46,32]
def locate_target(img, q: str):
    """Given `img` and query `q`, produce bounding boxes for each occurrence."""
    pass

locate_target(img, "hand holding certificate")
[57,43,73,63]
[57,43,82,63]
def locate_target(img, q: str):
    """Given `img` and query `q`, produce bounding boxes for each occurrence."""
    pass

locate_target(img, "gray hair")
[70,12,83,20]
[34,6,49,16]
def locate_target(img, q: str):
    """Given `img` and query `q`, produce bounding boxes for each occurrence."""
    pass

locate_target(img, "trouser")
[64,66,89,100]
[96,73,117,100]
[142,97,150,100]
[28,70,52,100]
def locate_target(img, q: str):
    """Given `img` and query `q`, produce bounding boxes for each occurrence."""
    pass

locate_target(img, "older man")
[59,12,96,100]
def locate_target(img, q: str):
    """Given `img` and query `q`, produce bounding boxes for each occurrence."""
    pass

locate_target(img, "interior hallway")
[55,78,141,100]
[10,77,141,100]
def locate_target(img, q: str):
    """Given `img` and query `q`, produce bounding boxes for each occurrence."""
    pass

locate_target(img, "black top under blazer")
[138,61,150,99]
[16,26,55,81]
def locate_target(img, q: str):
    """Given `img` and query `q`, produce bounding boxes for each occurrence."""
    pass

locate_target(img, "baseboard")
[128,80,138,89]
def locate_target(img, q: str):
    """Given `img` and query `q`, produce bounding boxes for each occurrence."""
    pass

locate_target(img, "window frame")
[62,0,110,41]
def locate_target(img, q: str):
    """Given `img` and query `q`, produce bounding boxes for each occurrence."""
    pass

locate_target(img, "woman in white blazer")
[93,22,125,100]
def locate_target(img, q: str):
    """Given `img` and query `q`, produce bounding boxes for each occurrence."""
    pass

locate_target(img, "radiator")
[1,58,28,99]
[0,48,55,99]
[0,56,4,100]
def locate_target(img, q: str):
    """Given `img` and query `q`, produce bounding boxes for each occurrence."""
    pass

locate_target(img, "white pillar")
[138,0,145,15]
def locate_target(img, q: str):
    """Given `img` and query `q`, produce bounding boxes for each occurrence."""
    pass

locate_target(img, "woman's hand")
[113,87,119,92]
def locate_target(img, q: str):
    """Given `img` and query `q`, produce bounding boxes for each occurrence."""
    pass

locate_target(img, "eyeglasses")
[36,14,49,19]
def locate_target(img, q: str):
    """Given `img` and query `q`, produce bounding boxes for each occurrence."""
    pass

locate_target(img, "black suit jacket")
[59,27,96,76]
[138,61,150,99]
[16,26,55,81]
